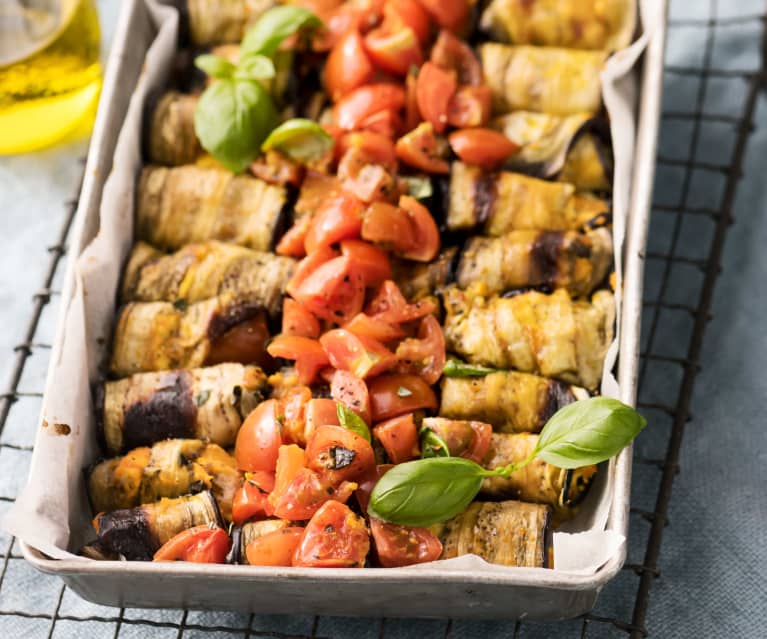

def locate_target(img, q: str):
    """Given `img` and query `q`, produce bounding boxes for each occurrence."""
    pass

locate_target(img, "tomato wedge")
[304,397,342,442]
[235,399,283,473]
[367,373,438,421]
[330,369,372,424]
[447,85,492,128]
[279,385,313,445]
[338,147,397,203]
[304,194,364,254]
[291,255,366,324]
[340,239,392,285]
[448,128,520,170]
[334,84,406,131]
[420,417,492,464]
[373,412,420,463]
[287,246,339,297]
[271,467,357,520]
[325,30,375,101]
[355,464,393,512]
[397,195,440,262]
[267,335,330,385]
[418,0,470,35]
[364,23,422,77]
[385,0,430,44]
[153,526,230,563]
[306,424,376,484]
[369,518,442,567]
[365,280,436,323]
[395,122,449,173]
[344,312,405,342]
[232,474,274,525]
[395,314,446,384]
[293,501,370,567]
[320,328,398,379]
[245,527,304,566]
[360,201,417,253]
[357,107,404,138]
[282,298,321,339]
[276,215,311,258]
[430,29,482,85]
[416,62,457,133]
[336,131,397,171]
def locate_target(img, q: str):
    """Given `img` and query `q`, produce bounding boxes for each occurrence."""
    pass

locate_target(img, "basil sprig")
[336,404,371,443]
[442,359,500,378]
[368,397,647,527]
[193,6,321,173]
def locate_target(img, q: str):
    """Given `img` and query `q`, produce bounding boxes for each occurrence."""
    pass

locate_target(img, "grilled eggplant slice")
[447,163,606,234]
[121,240,295,317]
[442,287,615,389]
[480,433,597,515]
[433,501,552,567]
[101,363,267,453]
[146,91,201,166]
[93,491,223,561]
[456,228,613,297]
[440,370,588,433]
[558,133,613,192]
[480,44,607,115]
[88,439,242,521]
[136,165,286,252]
[185,0,276,46]
[480,0,635,51]
[392,247,458,299]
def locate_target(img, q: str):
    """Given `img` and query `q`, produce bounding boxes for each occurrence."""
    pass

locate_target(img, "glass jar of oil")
[0,0,102,154]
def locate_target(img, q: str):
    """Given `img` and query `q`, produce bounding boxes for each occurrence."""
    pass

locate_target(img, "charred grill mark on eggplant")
[473,171,499,226]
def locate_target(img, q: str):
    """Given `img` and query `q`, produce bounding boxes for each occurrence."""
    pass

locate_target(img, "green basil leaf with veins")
[336,404,371,443]
[261,118,333,163]
[533,397,647,469]
[442,359,500,378]
[194,78,279,173]
[240,6,322,59]
[194,54,236,80]
[367,457,487,527]
[419,428,450,459]
[234,54,276,82]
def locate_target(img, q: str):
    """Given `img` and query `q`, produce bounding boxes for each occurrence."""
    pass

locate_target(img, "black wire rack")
[1,1,765,637]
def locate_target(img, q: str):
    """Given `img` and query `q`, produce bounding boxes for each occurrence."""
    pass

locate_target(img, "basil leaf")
[194,54,236,80]
[534,397,647,469]
[194,79,279,173]
[261,118,333,163]
[336,403,371,443]
[419,428,450,459]
[240,6,321,59]
[235,54,276,82]
[404,175,433,200]
[367,457,485,527]
[442,359,500,378]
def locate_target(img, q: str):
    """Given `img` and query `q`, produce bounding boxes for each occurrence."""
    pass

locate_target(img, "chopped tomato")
[287,246,339,297]
[249,150,304,187]
[232,475,274,525]
[418,0,470,35]
[368,373,438,421]
[369,518,442,567]
[334,84,405,131]
[357,107,404,138]
[338,147,398,202]
[153,525,230,563]
[366,280,436,323]
[448,128,520,169]
[304,398,342,442]
[267,335,330,385]
[325,30,375,101]
[271,467,357,520]
[420,417,492,464]
[385,0,430,44]
[295,172,344,217]
[293,501,370,567]
[447,85,492,128]
[235,400,283,473]
[404,67,420,131]
[395,314,445,384]
[373,412,420,463]
[272,444,306,498]
[430,29,482,85]
[282,298,321,339]
[395,122,449,173]
[355,464,393,512]
[416,62,456,133]
[245,527,304,566]
[360,201,417,253]
[320,328,398,379]
[276,217,310,258]
[397,195,440,262]
[340,239,392,285]
[304,194,364,254]
[336,131,397,171]
[313,3,365,51]
[306,424,376,484]
[291,256,366,324]
[278,385,313,444]
[364,23,422,77]
[330,369,372,424]
[344,312,405,342]
[206,313,271,368]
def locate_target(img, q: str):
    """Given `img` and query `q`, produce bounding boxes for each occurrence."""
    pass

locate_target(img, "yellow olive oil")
[0,0,102,154]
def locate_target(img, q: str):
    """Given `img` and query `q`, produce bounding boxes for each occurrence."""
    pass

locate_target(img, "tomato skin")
[304,194,364,254]
[418,0,470,35]
[366,280,436,324]
[304,398,342,442]
[271,467,357,520]
[295,172,344,217]
[430,29,482,85]
[336,132,397,171]
[272,445,306,497]
[397,195,440,262]
[421,417,492,464]
[153,526,230,563]
[447,85,492,128]
[320,328,398,379]
[291,256,366,324]
[448,128,520,169]
[278,385,313,445]
[330,369,372,424]
[344,312,405,342]
[334,84,406,131]
[267,335,330,386]
[360,201,417,253]
[395,122,450,174]
[373,413,420,463]
[364,24,422,77]
[357,107,404,138]
[282,298,321,339]
[232,478,274,525]
[416,62,457,133]
[287,246,339,297]
[355,464,393,512]
[235,400,283,473]
[293,501,370,567]
[394,314,446,384]
[338,147,397,203]
[340,239,392,286]
[369,518,442,567]
[245,527,304,566]
[368,373,438,421]
[276,216,311,258]
[206,313,271,368]
[385,0,430,44]
[404,68,420,131]
[325,30,375,101]
[306,424,377,484]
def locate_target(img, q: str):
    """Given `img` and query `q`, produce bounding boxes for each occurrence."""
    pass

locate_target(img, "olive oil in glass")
[0,0,102,154]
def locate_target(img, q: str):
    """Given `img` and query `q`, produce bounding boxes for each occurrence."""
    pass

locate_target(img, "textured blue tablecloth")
[0,0,765,637]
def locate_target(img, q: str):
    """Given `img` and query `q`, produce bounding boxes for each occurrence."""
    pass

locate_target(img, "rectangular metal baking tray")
[20,0,667,620]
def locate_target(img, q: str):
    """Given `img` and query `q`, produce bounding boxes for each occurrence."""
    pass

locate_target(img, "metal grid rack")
[0,1,765,637]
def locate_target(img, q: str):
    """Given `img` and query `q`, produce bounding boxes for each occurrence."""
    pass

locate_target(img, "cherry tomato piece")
[394,314,446,384]
[421,417,492,464]
[385,0,430,44]
[325,30,375,101]
[245,527,304,566]
[344,312,405,342]
[366,280,436,324]
[321,328,398,379]
[153,526,230,563]
[235,400,283,473]
[232,478,273,525]
[304,398,342,443]
[418,0,470,35]
[447,85,493,128]
[368,373,438,421]
[267,335,330,386]
[330,369,372,424]
[334,84,405,131]
[272,444,306,497]
[206,313,271,368]
[338,147,398,203]
[271,467,357,520]
[293,501,370,567]
[448,128,520,170]
[357,107,404,138]
[373,412,420,463]
[279,385,313,445]
[369,518,442,567]
[364,24,422,77]
[291,256,366,324]
[361,201,417,252]
[404,67,420,131]
[416,62,456,133]
[336,131,397,171]
[282,298,321,339]
[355,464,393,512]
[287,246,339,297]
[397,195,440,262]
[430,29,482,85]
[295,172,344,217]
[395,122,449,173]
[340,239,392,286]
[306,424,377,484]
[304,194,364,254]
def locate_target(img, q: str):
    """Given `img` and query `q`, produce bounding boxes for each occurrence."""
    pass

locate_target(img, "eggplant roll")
[433,501,552,568]
[231,519,291,564]
[147,91,201,166]
[186,0,276,46]
[102,363,268,453]
[93,491,222,561]
[110,293,267,376]
[442,287,615,389]
[88,439,241,521]
[136,165,286,252]
[558,133,613,192]
[121,240,295,317]
[480,0,635,51]
[440,370,588,433]
[456,228,613,297]
[447,162,605,234]
[481,433,597,513]
[392,247,458,299]
[480,44,607,115]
